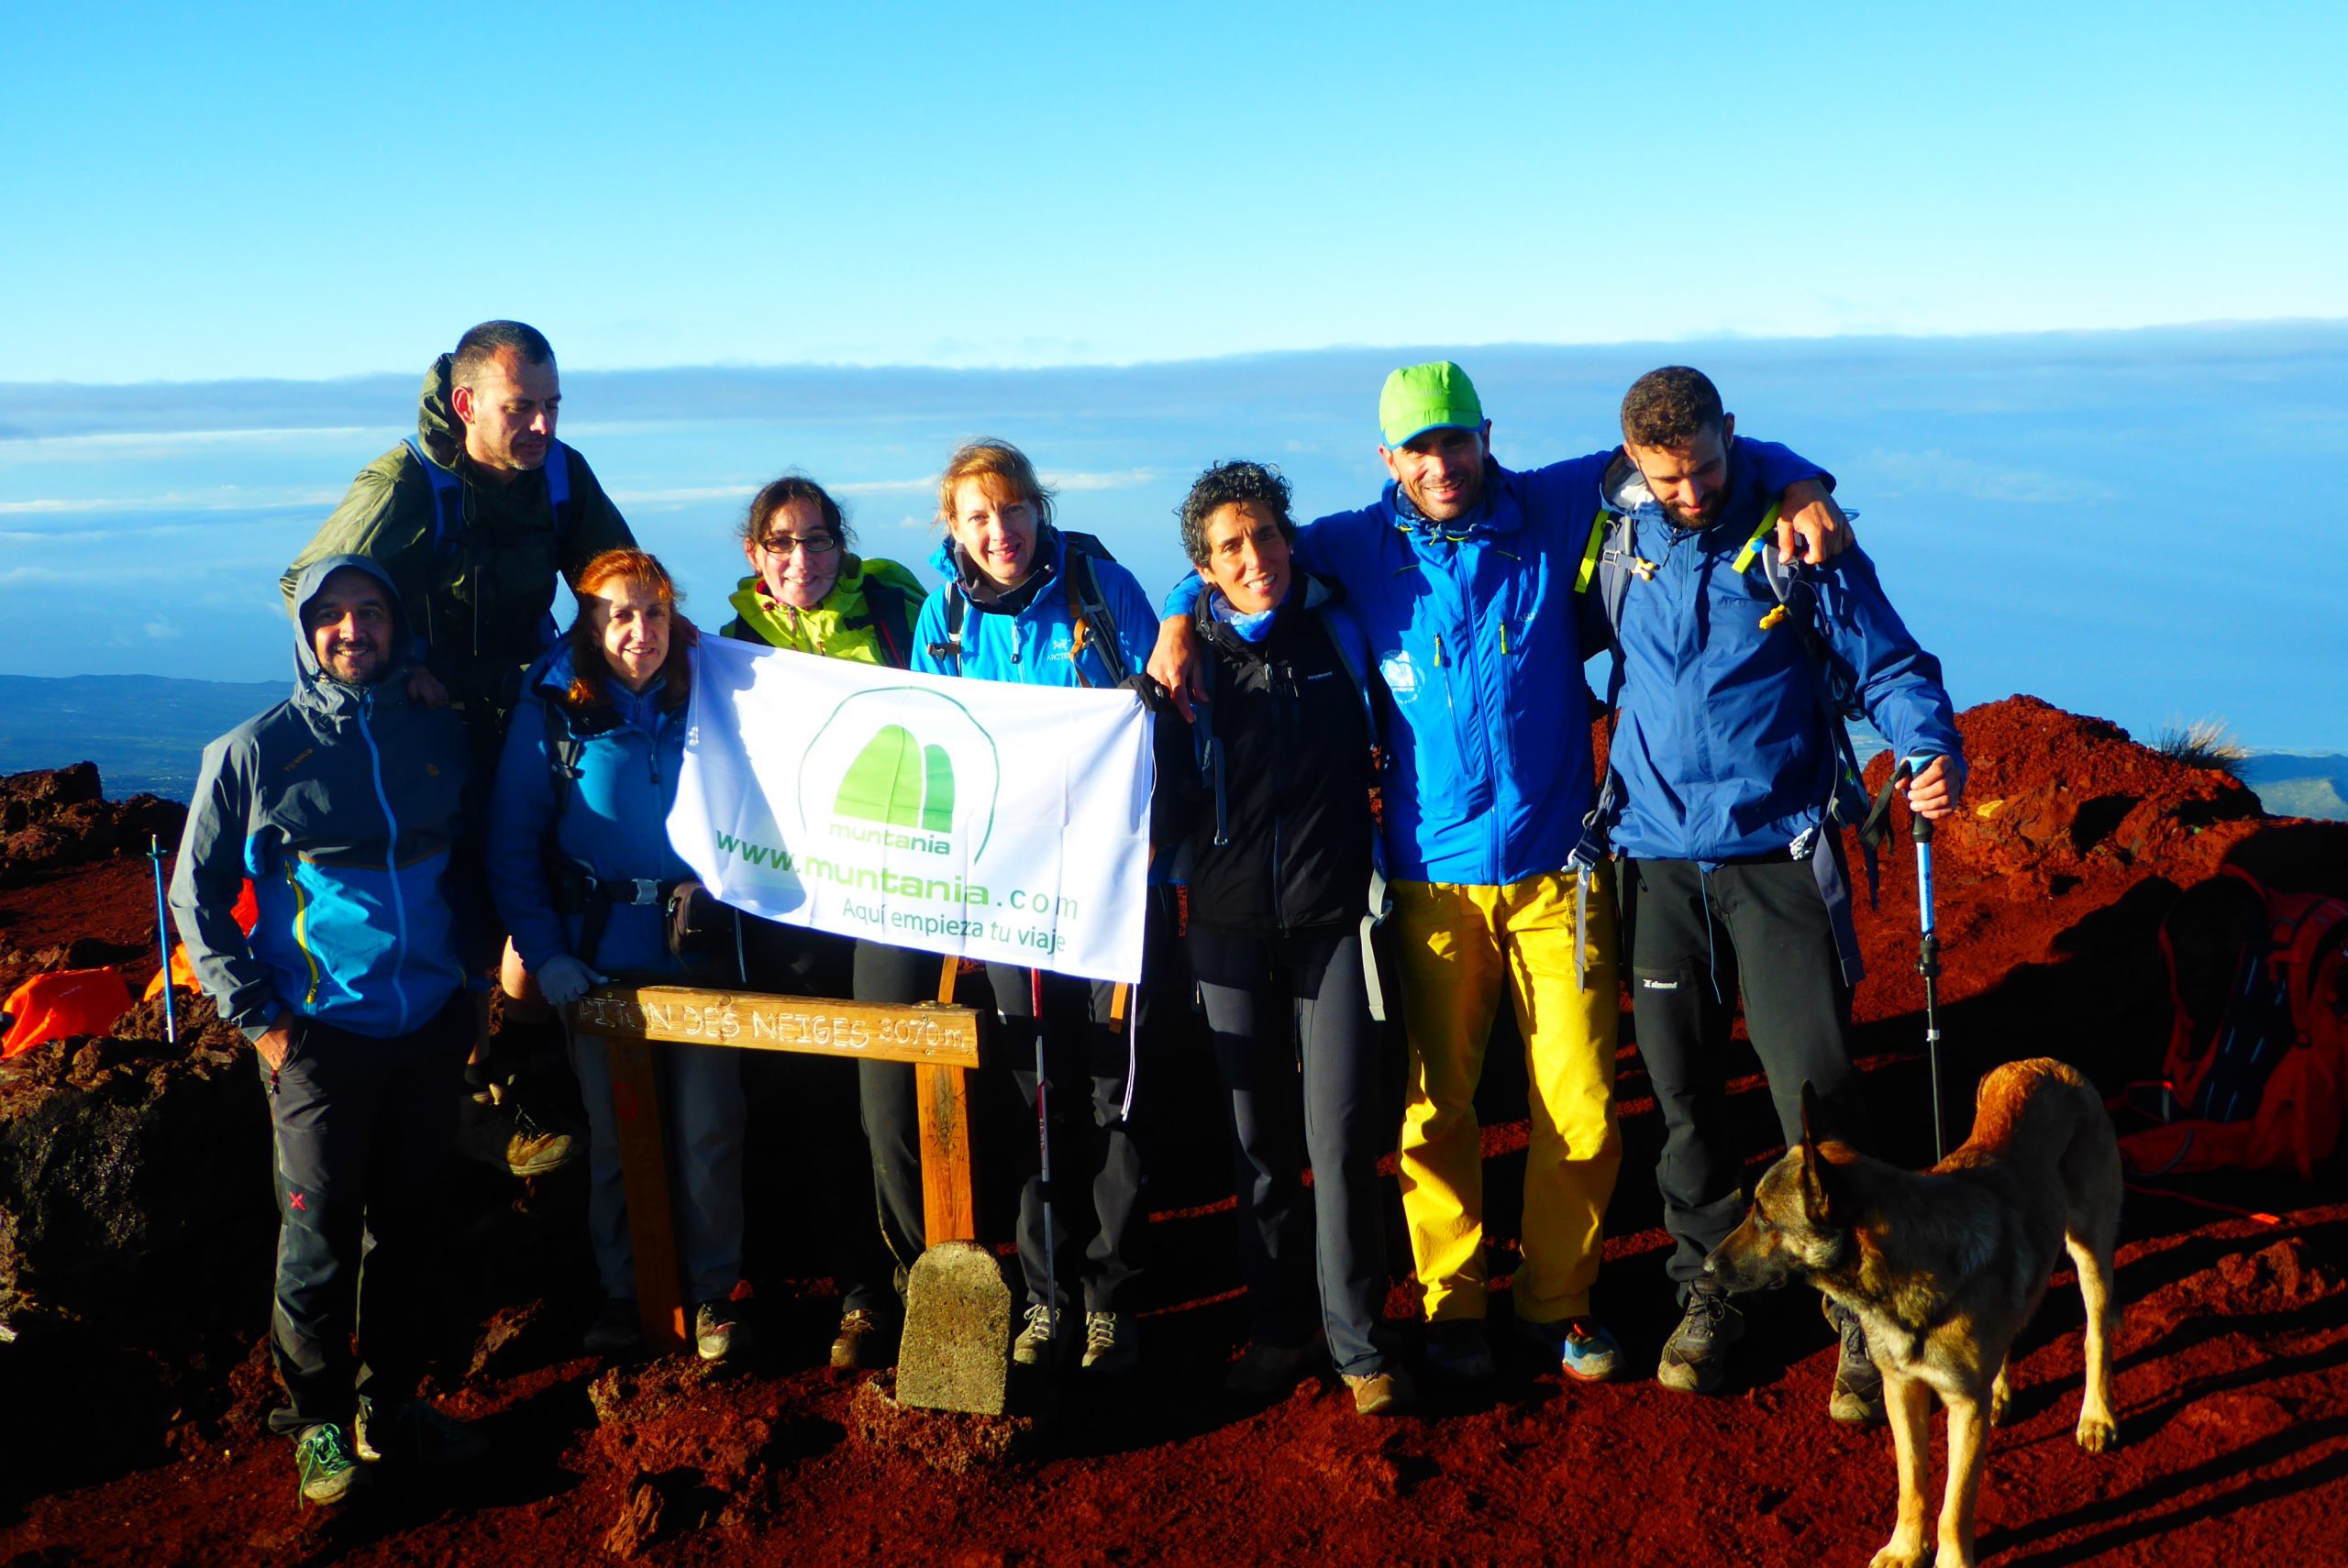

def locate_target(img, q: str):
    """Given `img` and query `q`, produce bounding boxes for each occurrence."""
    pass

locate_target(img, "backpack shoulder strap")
[544,439,570,511]
[1061,538,1132,686]
[925,587,966,671]
[403,436,463,559]
[859,576,916,668]
[1568,508,1634,873]
[542,695,587,829]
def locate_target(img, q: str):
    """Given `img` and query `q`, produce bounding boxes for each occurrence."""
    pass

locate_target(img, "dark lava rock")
[0,764,187,889]
[0,1026,273,1502]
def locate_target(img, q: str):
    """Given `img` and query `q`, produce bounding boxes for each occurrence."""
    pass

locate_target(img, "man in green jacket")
[282,319,636,765]
[282,320,634,1175]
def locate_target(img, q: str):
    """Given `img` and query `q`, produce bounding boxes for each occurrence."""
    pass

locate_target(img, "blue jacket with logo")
[909,527,1158,690]
[1164,443,1827,886]
[487,645,692,979]
[171,556,482,1043]
[1587,451,1963,866]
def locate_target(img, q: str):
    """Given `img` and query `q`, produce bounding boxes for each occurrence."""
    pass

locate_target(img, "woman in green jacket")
[722,474,936,1370]
[722,475,925,664]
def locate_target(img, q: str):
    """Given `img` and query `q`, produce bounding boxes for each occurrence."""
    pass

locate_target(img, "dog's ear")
[1800,1081,1835,1226]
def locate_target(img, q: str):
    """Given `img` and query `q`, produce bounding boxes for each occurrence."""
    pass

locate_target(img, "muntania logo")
[799,689,1001,857]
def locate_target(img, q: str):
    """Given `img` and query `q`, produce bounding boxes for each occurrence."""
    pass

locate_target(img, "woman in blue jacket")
[487,548,748,1364]
[908,439,1159,1377]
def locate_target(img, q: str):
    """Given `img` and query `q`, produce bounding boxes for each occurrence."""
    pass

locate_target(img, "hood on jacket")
[288,553,414,692]
[415,353,465,469]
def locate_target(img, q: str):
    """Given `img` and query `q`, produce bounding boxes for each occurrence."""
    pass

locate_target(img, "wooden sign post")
[568,979,982,1354]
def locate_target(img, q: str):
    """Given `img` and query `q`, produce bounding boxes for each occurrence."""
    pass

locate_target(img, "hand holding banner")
[668,636,1155,984]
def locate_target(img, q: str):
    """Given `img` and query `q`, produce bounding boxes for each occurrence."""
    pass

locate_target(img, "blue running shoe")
[1518,1315,1623,1383]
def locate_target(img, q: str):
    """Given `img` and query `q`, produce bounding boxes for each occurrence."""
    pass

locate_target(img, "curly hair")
[738,472,853,552]
[937,439,1054,531]
[1177,460,1295,566]
[1620,366,1726,448]
[566,549,690,715]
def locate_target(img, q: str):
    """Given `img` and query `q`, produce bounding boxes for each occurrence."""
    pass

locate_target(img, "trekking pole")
[1031,967,1056,1346]
[147,834,177,1046]
[1904,764,1946,1161]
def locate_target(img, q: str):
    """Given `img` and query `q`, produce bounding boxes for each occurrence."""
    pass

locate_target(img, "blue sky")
[4,2,2342,381]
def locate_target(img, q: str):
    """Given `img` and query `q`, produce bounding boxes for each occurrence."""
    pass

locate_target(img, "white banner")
[668,635,1156,984]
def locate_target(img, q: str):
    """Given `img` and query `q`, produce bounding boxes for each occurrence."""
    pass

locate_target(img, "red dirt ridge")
[3,704,2346,1567]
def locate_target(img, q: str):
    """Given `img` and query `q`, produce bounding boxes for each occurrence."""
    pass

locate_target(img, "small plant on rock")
[2154,717,2249,776]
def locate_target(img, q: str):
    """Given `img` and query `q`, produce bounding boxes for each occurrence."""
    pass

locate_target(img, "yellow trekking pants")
[1392,868,1620,1325]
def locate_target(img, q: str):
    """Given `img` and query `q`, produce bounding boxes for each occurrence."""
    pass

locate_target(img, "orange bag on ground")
[143,944,203,1001]
[2,968,137,1058]
[143,877,259,1000]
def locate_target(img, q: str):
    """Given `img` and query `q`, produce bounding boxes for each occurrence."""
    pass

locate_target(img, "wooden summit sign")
[568,970,984,1356]
[570,984,980,1066]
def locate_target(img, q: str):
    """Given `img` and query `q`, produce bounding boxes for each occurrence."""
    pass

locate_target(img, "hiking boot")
[584,1297,642,1356]
[1423,1320,1496,1383]
[1827,1299,1885,1426]
[1519,1315,1623,1383]
[504,1105,577,1177]
[354,1397,487,1469]
[1012,1302,1069,1368]
[294,1422,359,1506]
[1656,1284,1745,1394]
[1345,1366,1419,1417]
[1081,1310,1140,1377]
[830,1308,896,1371]
[1224,1335,1326,1396]
[695,1299,750,1363]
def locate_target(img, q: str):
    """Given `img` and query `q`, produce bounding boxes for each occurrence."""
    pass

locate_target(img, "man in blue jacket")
[1148,364,1847,1383]
[1581,366,1963,1415]
[172,556,491,1504]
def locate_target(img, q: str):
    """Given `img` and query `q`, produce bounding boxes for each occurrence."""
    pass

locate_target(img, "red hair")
[566,549,691,714]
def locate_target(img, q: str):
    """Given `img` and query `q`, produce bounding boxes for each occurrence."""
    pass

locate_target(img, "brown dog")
[1705,1058,2122,1568]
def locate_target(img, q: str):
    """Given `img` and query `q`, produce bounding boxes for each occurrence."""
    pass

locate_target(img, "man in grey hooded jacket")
[173,556,492,1504]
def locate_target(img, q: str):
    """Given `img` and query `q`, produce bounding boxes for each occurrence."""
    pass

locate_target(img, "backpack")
[2116,867,2348,1181]
[1572,498,1899,983]
[857,573,919,669]
[925,529,1131,685]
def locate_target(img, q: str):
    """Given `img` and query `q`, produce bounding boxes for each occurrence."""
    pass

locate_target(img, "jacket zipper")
[1270,656,1296,931]
[1441,555,1501,876]
[356,689,415,1036]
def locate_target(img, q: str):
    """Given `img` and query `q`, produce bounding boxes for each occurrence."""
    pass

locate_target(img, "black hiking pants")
[989,961,1146,1315]
[261,993,472,1436]
[1621,855,1875,1295]
[1190,922,1400,1378]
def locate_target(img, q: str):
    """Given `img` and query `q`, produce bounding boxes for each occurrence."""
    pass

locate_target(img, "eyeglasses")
[757,532,841,556]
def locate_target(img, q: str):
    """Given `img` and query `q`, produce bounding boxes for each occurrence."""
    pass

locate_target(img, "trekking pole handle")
[1906,751,1944,845]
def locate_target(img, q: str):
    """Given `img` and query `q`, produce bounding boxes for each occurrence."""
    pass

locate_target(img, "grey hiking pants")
[570,1027,746,1309]
[261,993,471,1436]
[1190,922,1400,1378]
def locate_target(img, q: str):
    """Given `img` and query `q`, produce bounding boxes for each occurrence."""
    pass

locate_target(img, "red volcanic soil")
[5,699,2348,1568]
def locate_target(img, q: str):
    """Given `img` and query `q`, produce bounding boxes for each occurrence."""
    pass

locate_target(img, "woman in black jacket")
[1152,461,1412,1417]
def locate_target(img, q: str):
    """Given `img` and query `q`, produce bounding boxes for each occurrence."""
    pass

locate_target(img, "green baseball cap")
[1379,360,1485,447]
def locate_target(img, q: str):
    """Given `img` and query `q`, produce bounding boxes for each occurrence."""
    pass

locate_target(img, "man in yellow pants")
[1149,363,1844,1380]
